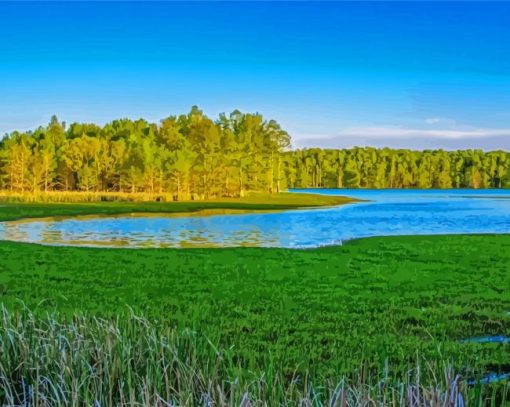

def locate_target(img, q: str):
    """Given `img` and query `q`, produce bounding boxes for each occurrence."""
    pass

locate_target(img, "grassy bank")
[0,192,354,222]
[0,235,509,404]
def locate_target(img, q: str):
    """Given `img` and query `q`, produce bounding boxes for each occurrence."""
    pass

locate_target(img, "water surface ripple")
[0,189,509,248]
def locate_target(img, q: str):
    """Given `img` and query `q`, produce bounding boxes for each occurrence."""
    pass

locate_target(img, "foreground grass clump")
[1,307,507,406]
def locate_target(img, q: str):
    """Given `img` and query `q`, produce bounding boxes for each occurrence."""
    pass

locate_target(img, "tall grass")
[0,307,507,406]
[0,190,354,206]
[0,191,177,203]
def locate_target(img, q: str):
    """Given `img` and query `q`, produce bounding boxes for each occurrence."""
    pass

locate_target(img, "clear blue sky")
[1,1,509,150]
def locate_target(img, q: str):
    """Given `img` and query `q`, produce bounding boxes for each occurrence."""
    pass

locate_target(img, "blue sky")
[1,1,509,150]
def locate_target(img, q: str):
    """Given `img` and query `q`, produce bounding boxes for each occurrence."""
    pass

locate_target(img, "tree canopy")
[286,147,510,190]
[0,107,509,199]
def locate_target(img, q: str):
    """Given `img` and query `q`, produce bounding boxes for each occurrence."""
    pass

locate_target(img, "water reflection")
[467,372,510,386]
[461,335,510,344]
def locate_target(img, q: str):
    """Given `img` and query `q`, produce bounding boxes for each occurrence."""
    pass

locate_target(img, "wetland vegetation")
[0,204,509,403]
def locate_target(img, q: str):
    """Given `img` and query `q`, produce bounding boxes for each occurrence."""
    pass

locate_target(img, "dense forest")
[1,107,509,199]
[286,147,510,189]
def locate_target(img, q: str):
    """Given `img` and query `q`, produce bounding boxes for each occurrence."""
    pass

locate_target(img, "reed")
[0,190,354,206]
[0,191,177,203]
[0,306,507,406]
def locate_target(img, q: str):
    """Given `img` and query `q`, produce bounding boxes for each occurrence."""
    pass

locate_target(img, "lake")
[0,189,509,248]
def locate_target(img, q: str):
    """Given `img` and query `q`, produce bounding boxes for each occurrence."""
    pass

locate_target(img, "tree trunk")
[238,165,244,198]
[44,165,48,193]
[270,151,274,193]
[225,170,229,196]
[276,156,281,193]
[20,153,25,193]
[337,169,343,188]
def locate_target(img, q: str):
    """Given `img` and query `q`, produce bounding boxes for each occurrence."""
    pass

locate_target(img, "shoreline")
[0,192,357,223]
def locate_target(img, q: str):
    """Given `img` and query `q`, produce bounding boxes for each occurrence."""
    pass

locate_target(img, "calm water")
[1,189,510,248]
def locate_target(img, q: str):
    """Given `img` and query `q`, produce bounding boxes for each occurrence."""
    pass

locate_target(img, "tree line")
[0,107,509,199]
[285,147,510,189]
[0,107,290,199]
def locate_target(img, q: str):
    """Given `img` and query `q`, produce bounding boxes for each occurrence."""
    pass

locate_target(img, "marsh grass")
[0,191,174,203]
[0,190,354,206]
[0,307,508,406]
[0,192,353,224]
[0,235,509,405]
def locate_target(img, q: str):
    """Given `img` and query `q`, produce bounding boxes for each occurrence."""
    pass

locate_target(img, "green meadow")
[0,198,509,404]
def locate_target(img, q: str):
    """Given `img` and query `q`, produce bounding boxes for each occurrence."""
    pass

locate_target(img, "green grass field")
[0,199,509,404]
